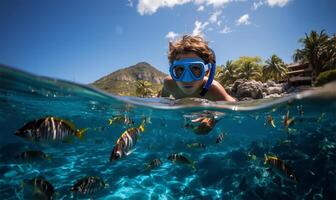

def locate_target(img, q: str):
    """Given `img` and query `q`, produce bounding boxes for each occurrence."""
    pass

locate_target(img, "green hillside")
[90,62,167,96]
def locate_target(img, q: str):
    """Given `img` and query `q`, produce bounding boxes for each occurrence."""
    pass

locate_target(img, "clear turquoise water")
[0,64,336,200]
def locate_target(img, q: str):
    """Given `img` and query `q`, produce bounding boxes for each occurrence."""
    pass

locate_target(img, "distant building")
[286,62,314,86]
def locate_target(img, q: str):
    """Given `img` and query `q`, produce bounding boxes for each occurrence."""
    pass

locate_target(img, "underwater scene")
[1,65,336,200]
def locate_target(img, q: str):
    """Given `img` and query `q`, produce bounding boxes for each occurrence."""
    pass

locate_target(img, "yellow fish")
[266,115,276,128]
[264,154,298,183]
[284,111,295,128]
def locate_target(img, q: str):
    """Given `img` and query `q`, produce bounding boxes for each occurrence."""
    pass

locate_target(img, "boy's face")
[175,52,204,95]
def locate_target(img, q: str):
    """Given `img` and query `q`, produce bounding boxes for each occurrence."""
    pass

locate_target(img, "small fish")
[284,111,295,128]
[266,115,276,128]
[264,154,298,183]
[110,123,145,161]
[216,133,225,144]
[108,114,134,126]
[142,116,152,125]
[70,176,107,196]
[16,150,51,162]
[246,152,257,162]
[144,158,162,170]
[187,143,206,149]
[297,105,304,117]
[22,176,55,200]
[15,117,88,142]
[317,112,326,123]
[167,153,196,170]
[278,139,292,146]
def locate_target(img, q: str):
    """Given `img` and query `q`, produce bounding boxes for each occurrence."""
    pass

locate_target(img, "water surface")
[0,65,336,199]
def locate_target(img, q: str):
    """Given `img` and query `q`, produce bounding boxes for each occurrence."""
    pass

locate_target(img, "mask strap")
[200,49,216,97]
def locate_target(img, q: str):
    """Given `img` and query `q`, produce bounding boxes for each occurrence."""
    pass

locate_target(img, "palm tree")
[216,60,239,86]
[237,61,262,80]
[293,30,330,76]
[135,80,153,97]
[323,34,336,71]
[263,54,288,82]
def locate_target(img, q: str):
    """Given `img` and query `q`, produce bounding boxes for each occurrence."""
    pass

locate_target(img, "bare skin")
[158,53,236,102]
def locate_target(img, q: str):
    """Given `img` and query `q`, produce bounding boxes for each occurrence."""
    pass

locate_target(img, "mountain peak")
[91,62,167,96]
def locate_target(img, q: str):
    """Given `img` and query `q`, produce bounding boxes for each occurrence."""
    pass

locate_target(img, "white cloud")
[195,0,233,8]
[137,0,192,15]
[252,1,263,10]
[219,25,232,34]
[166,31,179,40]
[192,20,209,36]
[217,20,222,26]
[137,0,241,15]
[197,5,205,11]
[266,0,290,7]
[236,14,250,25]
[209,11,222,23]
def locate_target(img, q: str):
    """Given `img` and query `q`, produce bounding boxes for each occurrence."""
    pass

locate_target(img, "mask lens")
[189,64,203,78]
[173,65,185,79]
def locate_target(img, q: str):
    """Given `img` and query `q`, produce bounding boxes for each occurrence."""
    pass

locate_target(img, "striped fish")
[22,177,55,200]
[264,154,298,183]
[70,176,106,196]
[15,117,88,142]
[168,153,197,170]
[144,158,162,170]
[216,133,225,144]
[108,114,134,126]
[266,115,276,128]
[110,123,145,161]
[284,111,295,128]
[187,143,206,149]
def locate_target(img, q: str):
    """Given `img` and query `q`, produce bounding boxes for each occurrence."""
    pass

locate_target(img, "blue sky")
[0,0,335,84]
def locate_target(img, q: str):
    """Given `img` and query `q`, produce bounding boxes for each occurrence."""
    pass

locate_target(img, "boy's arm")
[157,78,171,97]
[209,81,237,102]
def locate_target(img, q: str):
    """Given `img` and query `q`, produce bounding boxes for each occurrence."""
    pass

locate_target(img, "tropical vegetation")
[315,69,336,86]
[263,54,287,82]
[294,30,336,76]
[215,30,336,88]
[135,80,154,97]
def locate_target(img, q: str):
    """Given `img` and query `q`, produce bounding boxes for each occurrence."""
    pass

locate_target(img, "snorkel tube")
[199,49,216,96]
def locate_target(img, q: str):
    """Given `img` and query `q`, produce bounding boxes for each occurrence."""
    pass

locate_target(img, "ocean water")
[0,64,336,200]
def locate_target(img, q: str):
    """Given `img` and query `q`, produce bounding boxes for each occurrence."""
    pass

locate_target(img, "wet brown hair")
[168,35,215,65]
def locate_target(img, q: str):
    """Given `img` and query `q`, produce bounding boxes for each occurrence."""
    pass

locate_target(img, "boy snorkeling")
[158,35,236,102]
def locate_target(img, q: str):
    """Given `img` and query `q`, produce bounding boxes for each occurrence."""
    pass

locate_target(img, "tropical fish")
[70,176,107,196]
[216,132,225,144]
[108,114,134,126]
[191,116,217,135]
[317,112,326,123]
[284,111,295,128]
[16,150,51,162]
[110,123,145,161]
[278,139,292,146]
[144,158,162,170]
[246,152,257,162]
[297,105,304,117]
[264,154,298,183]
[15,117,88,142]
[22,176,56,200]
[266,115,276,128]
[167,153,196,170]
[187,143,206,149]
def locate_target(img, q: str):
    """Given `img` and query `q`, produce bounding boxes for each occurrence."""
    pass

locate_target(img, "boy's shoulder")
[162,76,178,94]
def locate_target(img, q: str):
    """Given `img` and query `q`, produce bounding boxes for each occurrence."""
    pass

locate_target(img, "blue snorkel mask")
[169,52,216,96]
